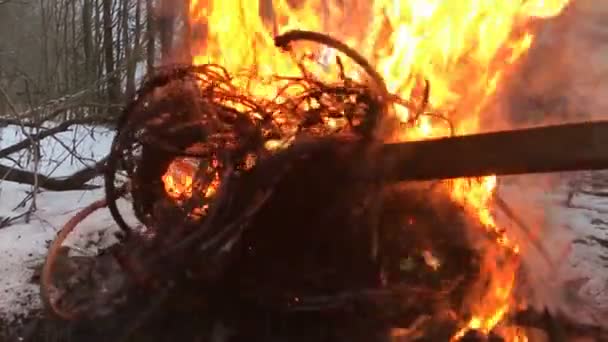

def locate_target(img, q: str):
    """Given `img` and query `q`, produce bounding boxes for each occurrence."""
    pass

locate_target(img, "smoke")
[480,1,608,324]
[485,1,608,131]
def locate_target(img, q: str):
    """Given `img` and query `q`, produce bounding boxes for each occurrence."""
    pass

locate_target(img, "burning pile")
[38,1,598,341]
[99,64,522,341]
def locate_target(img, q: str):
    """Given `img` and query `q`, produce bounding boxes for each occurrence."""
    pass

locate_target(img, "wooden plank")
[373,120,608,181]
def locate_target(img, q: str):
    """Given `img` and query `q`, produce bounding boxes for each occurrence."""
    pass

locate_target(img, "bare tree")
[83,0,95,86]
[158,0,176,62]
[102,0,121,105]
[122,0,133,98]
[0,0,164,200]
[146,0,156,74]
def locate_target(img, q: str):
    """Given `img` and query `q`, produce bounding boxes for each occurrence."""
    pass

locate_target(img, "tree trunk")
[83,0,94,86]
[181,0,192,63]
[145,0,156,73]
[114,0,122,71]
[102,0,121,106]
[71,0,78,89]
[95,0,104,99]
[39,0,50,94]
[124,0,142,98]
[123,0,136,99]
[62,0,70,93]
[157,0,175,62]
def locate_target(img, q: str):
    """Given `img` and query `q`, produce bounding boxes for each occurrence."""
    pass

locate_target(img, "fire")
[162,158,220,203]
[163,159,196,200]
[179,0,571,339]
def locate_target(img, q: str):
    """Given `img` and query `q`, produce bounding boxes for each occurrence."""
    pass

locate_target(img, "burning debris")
[32,0,608,341]
[33,53,586,342]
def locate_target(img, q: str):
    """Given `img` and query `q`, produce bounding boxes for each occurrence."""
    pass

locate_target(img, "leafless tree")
[0,0,157,213]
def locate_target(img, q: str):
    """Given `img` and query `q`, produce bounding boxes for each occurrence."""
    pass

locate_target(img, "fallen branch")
[0,156,108,191]
[0,103,119,129]
[0,114,112,191]
[0,117,112,159]
[0,211,28,229]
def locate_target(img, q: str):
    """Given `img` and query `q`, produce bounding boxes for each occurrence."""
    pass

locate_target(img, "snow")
[0,124,133,319]
[499,173,608,322]
[0,124,113,178]
[557,181,608,310]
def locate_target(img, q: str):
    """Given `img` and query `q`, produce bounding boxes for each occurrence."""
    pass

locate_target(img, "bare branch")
[0,117,110,159]
[0,156,108,191]
[0,103,120,128]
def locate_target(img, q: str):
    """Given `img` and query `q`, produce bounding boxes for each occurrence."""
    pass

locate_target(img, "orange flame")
[162,158,220,202]
[162,159,196,200]
[182,0,571,339]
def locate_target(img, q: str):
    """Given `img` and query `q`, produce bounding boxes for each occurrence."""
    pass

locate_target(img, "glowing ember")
[162,158,220,202]
[184,0,571,339]
[162,159,196,200]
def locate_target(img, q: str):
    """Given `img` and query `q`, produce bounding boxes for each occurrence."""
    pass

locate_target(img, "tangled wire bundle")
[103,30,435,254]
[101,58,396,273]
[39,31,517,341]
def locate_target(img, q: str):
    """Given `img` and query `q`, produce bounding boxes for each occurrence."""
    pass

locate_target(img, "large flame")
[168,0,571,339]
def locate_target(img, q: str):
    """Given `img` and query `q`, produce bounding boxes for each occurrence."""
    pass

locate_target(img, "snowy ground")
[0,125,130,319]
[553,172,608,309]
[499,173,608,320]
